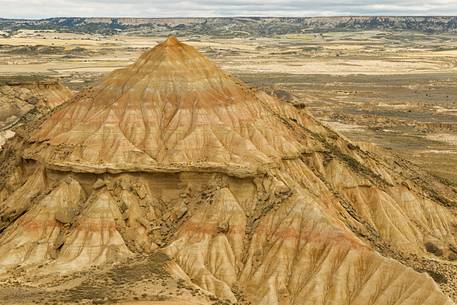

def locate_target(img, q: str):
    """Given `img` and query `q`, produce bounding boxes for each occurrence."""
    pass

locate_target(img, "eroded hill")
[0,36,457,305]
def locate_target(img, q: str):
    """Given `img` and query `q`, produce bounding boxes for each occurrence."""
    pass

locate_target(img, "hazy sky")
[1,0,457,19]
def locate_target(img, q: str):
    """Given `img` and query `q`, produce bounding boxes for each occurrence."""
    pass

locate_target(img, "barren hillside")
[0,36,456,305]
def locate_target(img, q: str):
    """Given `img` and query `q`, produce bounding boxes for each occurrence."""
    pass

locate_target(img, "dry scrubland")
[0,29,456,184]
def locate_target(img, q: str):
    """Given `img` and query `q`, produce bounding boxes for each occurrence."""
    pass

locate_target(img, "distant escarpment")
[2,16,457,36]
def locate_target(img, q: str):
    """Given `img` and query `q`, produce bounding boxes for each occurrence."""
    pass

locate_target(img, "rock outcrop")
[1,36,457,305]
[0,78,72,148]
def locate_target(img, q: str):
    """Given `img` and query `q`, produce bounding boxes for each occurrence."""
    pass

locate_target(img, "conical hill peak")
[24,37,305,176]
[162,34,181,46]
[132,35,218,75]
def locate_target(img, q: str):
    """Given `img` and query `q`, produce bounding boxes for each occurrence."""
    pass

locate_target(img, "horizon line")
[2,15,457,21]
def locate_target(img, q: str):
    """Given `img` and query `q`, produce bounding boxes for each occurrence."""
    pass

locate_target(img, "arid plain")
[1,29,456,184]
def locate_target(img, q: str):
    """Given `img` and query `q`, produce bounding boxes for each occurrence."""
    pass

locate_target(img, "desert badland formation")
[0,35,457,305]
